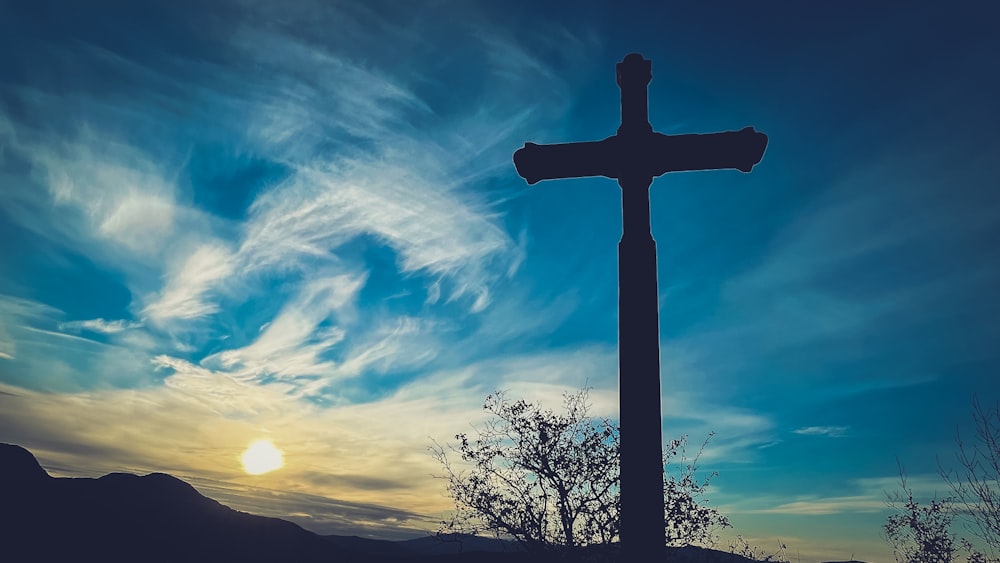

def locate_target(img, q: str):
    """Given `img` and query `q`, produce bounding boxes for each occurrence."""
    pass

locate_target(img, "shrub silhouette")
[884,468,960,563]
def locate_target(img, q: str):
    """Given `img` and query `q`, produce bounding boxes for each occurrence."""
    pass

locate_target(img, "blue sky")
[1,1,998,561]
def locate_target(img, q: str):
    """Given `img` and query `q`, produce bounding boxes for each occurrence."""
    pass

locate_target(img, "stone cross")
[513,53,767,559]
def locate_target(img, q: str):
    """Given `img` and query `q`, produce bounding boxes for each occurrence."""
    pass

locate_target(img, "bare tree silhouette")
[940,397,1000,562]
[431,388,729,558]
[885,397,1000,563]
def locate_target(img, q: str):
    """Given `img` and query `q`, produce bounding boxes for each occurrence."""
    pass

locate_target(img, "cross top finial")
[616,53,652,136]
[616,53,651,87]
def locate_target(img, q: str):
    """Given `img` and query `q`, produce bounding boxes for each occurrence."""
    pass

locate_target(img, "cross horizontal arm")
[646,127,768,175]
[513,127,768,186]
[513,138,617,185]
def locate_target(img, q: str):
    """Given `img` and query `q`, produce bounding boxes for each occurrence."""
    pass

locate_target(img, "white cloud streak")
[750,495,884,515]
[143,243,237,325]
[0,296,63,361]
[27,127,181,258]
[240,157,517,313]
[202,273,365,391]
[792,425,849,437]
[58,318,143,334]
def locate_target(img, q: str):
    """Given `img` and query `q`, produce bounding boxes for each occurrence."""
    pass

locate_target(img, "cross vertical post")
[513,53,767,561]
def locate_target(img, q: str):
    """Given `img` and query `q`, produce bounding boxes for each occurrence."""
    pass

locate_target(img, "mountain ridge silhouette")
[0,443,865,563]
[1,443,362,562]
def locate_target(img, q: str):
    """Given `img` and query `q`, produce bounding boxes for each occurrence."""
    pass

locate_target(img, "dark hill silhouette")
[0,444,864,563]
[1,443,356,562]
[0,441,49,481]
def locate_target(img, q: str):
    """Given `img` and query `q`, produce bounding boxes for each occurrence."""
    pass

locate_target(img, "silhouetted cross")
[513,53,767,559]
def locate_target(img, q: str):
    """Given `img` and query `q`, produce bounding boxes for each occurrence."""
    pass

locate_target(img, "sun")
[241,440,284,475]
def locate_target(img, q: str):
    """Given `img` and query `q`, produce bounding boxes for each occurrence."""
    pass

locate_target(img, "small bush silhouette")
[884,469,960,563]
[728,535,790,563]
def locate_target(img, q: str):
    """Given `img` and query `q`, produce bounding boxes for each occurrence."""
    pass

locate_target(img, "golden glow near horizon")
[241,440,284,475]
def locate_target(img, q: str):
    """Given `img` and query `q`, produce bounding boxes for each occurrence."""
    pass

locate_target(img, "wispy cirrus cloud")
[792,425,849,438]
[202,273,365,392]
[142,242,237,325]
[721,472,954,517]
[0,296,160,391]
[0,27,598,441]
[751,495,885,515]
[0,12,541,344]
[58,318,143,334]
[239,158,519,314]
[0,297,63,361]
[18,127,182,259]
